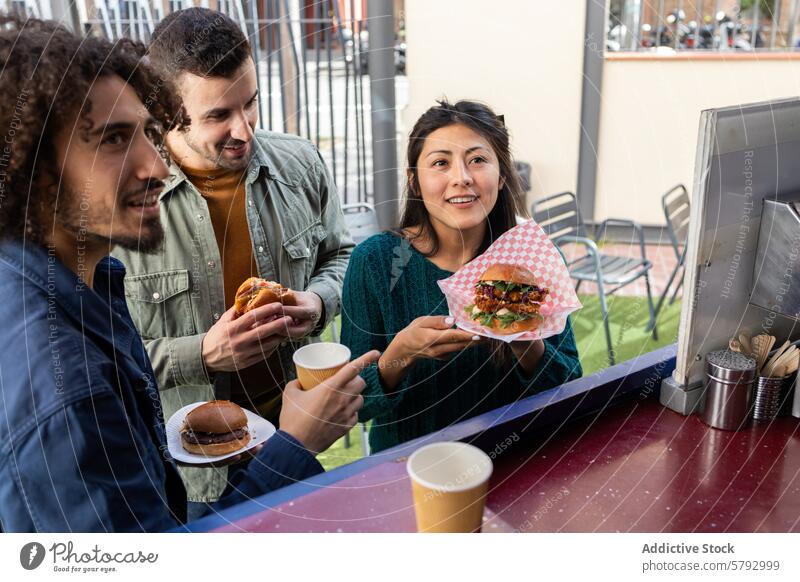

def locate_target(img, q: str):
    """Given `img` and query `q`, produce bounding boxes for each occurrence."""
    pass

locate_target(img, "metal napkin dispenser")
[750,193,800,320]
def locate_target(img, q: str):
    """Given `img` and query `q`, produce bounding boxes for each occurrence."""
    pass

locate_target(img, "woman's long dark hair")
[397,99,529,257]
[398,100,531,369]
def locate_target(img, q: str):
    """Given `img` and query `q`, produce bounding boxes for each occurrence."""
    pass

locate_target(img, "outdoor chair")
[531,191,657,366]
[648,184,689,331]
[341,202,382,245]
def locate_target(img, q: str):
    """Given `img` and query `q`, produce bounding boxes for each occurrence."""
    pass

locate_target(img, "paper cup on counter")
[406,442,493,533]
[292,342,351,390]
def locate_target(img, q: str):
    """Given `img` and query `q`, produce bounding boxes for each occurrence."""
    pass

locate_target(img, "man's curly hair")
[0,16,186,243]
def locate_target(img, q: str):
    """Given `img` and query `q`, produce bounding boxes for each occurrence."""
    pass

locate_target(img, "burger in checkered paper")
[437,220,582,343]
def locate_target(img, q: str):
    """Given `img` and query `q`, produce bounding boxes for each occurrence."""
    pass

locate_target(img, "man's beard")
[109,220,165,254]
[184,132,252,171]
[57,184,165,255]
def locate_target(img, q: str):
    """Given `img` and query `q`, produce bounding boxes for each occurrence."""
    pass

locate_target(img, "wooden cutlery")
[729,332,799,378]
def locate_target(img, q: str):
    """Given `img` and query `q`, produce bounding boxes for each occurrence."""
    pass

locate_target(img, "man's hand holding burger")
[281,290,324,340]
[202,302,293,373]
[202,277,298,373]
[201,278,326,374]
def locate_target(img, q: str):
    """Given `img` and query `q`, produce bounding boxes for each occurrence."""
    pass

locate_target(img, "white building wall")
[405,1,800,226]
[596,54,800,224]
[403,0,587,209]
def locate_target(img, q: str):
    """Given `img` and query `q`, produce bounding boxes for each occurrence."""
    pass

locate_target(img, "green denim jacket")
[112,130,354,502]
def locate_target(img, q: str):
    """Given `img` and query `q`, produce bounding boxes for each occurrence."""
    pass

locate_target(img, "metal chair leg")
[597,283,615,366]
[668,269,684,305]
[643,270,658,340]
[329,318,339,342]
[648,259,683,333]
[360,422,370,456]
[650,268,675,328]
[575,279,583,293]
[328,318,345,446]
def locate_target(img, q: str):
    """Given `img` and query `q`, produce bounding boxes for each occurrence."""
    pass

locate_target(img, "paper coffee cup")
[292,342,351,390]
[406,441,493,533]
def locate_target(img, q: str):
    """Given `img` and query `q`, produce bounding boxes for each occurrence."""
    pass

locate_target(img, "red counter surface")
[185,346,800,533]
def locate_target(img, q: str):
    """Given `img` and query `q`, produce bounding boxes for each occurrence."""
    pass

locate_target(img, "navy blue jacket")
[0,239,322,532]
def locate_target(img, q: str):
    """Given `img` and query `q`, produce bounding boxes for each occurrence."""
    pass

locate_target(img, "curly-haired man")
[0,17,377,532]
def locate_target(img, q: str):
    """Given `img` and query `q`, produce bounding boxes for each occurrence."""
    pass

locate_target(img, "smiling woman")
[341,100,582,454]
[401,100,522,263]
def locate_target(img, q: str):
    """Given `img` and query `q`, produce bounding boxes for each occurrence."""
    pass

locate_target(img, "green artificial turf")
[571,293,682,375]
[316,293,683,470]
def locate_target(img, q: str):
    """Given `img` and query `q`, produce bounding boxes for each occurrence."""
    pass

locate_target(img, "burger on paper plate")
[180,400,251,456]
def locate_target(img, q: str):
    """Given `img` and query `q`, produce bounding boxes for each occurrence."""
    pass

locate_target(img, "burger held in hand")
[181,400,251,456]
[465,264,549,335]
[234,276,296,317]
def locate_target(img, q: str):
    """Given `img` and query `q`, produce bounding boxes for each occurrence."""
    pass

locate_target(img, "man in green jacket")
[112,7,355,512]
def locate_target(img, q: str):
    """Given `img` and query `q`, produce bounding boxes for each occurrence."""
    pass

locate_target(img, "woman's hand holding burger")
[509,338,546,375]
[279,350,381,454]
[378,316,482,392]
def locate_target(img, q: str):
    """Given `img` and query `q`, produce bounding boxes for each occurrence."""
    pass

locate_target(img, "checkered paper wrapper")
[437,220,582,343]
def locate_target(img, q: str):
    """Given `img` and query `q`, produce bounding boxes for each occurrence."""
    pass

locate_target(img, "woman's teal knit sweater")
[341,232,582,453]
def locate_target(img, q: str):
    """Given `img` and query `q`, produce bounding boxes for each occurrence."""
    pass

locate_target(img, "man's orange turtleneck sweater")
[180,163,284,423]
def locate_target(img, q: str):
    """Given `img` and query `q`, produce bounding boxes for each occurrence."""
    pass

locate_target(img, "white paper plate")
[165,402,276,464]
